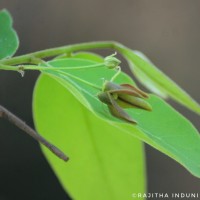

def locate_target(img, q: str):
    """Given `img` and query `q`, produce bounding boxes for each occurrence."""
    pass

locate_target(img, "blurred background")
[1,0,200,199]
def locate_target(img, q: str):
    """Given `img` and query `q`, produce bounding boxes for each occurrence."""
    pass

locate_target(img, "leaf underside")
[33,53,200,200]
[125,49,200,115]
[33,74,146,200]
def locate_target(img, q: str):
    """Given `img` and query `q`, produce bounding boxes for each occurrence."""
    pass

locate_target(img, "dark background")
[1,0,200,199]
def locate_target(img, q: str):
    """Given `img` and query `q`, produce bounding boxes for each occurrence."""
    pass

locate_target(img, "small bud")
[117,95,152,111]
[98,81,152,124]
[104,53,121,69]
[108,102,137,124]
[104,81,146,98]
[98,92,112,105]
[104,81,152,111]
[98,91,137,124]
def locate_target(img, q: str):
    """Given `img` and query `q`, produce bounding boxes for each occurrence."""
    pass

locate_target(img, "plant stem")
[0,105,68,162]
[0,41,128,65]
[110,66,121,82]
[0,63,105,71]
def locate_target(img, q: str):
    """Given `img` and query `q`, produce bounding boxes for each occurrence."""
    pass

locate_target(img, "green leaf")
[123,49,200,114]
[33,74,146,200]
[0,9,19,60]
[33,56,200,200]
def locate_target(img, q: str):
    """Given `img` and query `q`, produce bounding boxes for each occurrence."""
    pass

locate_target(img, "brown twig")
[0,105,69,162]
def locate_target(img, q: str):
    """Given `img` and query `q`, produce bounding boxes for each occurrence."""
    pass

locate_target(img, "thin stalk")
[41,60,102,90]
[110,66,121,82]
[0,105,68,161]
[0,63,105,71]
[56,70,102,90]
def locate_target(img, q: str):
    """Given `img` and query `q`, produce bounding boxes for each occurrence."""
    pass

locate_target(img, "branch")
[0,41,126,65]
[0,105,68,162]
